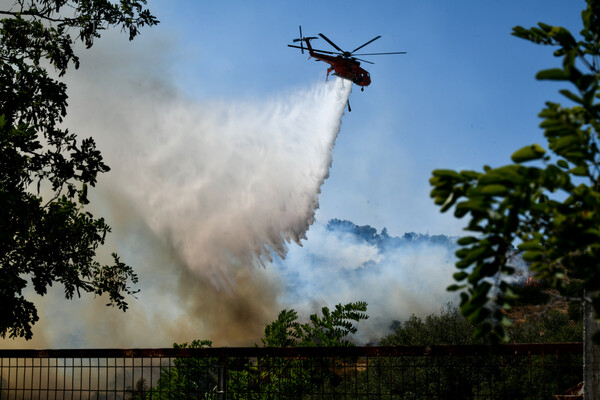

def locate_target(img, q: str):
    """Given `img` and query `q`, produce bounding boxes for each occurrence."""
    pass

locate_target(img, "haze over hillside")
[272,219,460,342]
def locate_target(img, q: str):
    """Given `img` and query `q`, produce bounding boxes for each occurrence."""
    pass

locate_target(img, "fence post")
[584,290,600,399]
[217,356,227,400]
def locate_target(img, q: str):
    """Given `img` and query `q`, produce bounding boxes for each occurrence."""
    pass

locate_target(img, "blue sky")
[147,0,583,236]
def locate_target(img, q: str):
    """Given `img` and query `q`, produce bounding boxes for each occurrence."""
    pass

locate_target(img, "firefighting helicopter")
[288,26,406,92]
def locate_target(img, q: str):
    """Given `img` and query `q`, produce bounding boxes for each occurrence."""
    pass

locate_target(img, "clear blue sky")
[148,0,583,236]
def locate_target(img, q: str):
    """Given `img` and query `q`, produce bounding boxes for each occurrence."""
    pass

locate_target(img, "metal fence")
[0,343,583,400]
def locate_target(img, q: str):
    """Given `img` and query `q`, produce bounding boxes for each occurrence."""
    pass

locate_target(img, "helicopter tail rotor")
[294,26,304,53]
[292,25,317,54]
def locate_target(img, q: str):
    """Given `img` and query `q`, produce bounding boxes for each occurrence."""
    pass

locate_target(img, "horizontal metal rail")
[0,342,583,358]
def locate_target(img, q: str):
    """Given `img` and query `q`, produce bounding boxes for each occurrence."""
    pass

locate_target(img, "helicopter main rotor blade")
[318,33,344,53]
[354,58,374,64]
[311,48,342,55]
[351,35,381,53]
[353,51,407,55]
[287,44,341,55]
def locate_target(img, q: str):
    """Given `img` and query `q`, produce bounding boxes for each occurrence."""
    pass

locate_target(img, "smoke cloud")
[272,222,458,344]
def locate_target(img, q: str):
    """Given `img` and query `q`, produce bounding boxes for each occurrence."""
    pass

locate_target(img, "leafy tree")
[382,303,581,346]
[508,309,583,343]
[262,301,369,347]
[380,304,480,346]
[430,0,600,344]
[127,377,150,400]
[377,305,581,400]
[150,340,217,400]
[249,302,368,399]
[0,1,158,339]
[152,302,368,399]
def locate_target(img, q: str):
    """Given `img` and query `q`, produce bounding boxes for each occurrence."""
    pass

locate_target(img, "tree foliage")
[151,302,368,400]
[378,305,581,400]
[261,301,369,347]
[149,340,216,400]
[381,304,480,346]
[149,303,582,399]
[430,0,600,342]
[382,303,581,346]
[0,1,158,339]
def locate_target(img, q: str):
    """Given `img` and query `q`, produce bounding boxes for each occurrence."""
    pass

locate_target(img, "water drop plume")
[102,78,352,288]
[14,63,353,346]
[2,27,354,346]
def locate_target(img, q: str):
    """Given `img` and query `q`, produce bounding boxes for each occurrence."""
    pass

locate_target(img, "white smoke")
[273,222,458,343]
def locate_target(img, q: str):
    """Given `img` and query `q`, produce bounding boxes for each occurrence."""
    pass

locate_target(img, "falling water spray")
[102,78,352,287]
[7,39,354,346]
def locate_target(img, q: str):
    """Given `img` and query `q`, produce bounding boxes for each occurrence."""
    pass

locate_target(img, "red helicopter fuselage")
[303,39,371,88]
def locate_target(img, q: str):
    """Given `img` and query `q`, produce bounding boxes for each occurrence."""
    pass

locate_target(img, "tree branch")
[0,9,66,23]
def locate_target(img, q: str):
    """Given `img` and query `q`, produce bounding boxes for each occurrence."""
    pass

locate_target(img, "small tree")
[152,302,369,399]
[381,304,479,346]
[127,377,149,400]
[0,1,158,339]
[430,0,599,395]
[150,340,217,400]
[430,0,599,343]
[378,306,581,399]
[248,303,367,399]
[262,301,369,347]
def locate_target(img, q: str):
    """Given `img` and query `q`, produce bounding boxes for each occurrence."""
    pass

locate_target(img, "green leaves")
[0,1,157,339]
[536,68,569,81]
[261,302,368,347]
[432,0,600,345]
[161,303,367,400]
[511,23,576,49]
[262,309,303,347]
[511,144,546,163]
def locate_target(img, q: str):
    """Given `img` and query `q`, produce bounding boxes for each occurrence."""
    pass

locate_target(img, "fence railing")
[0,343,583,400]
